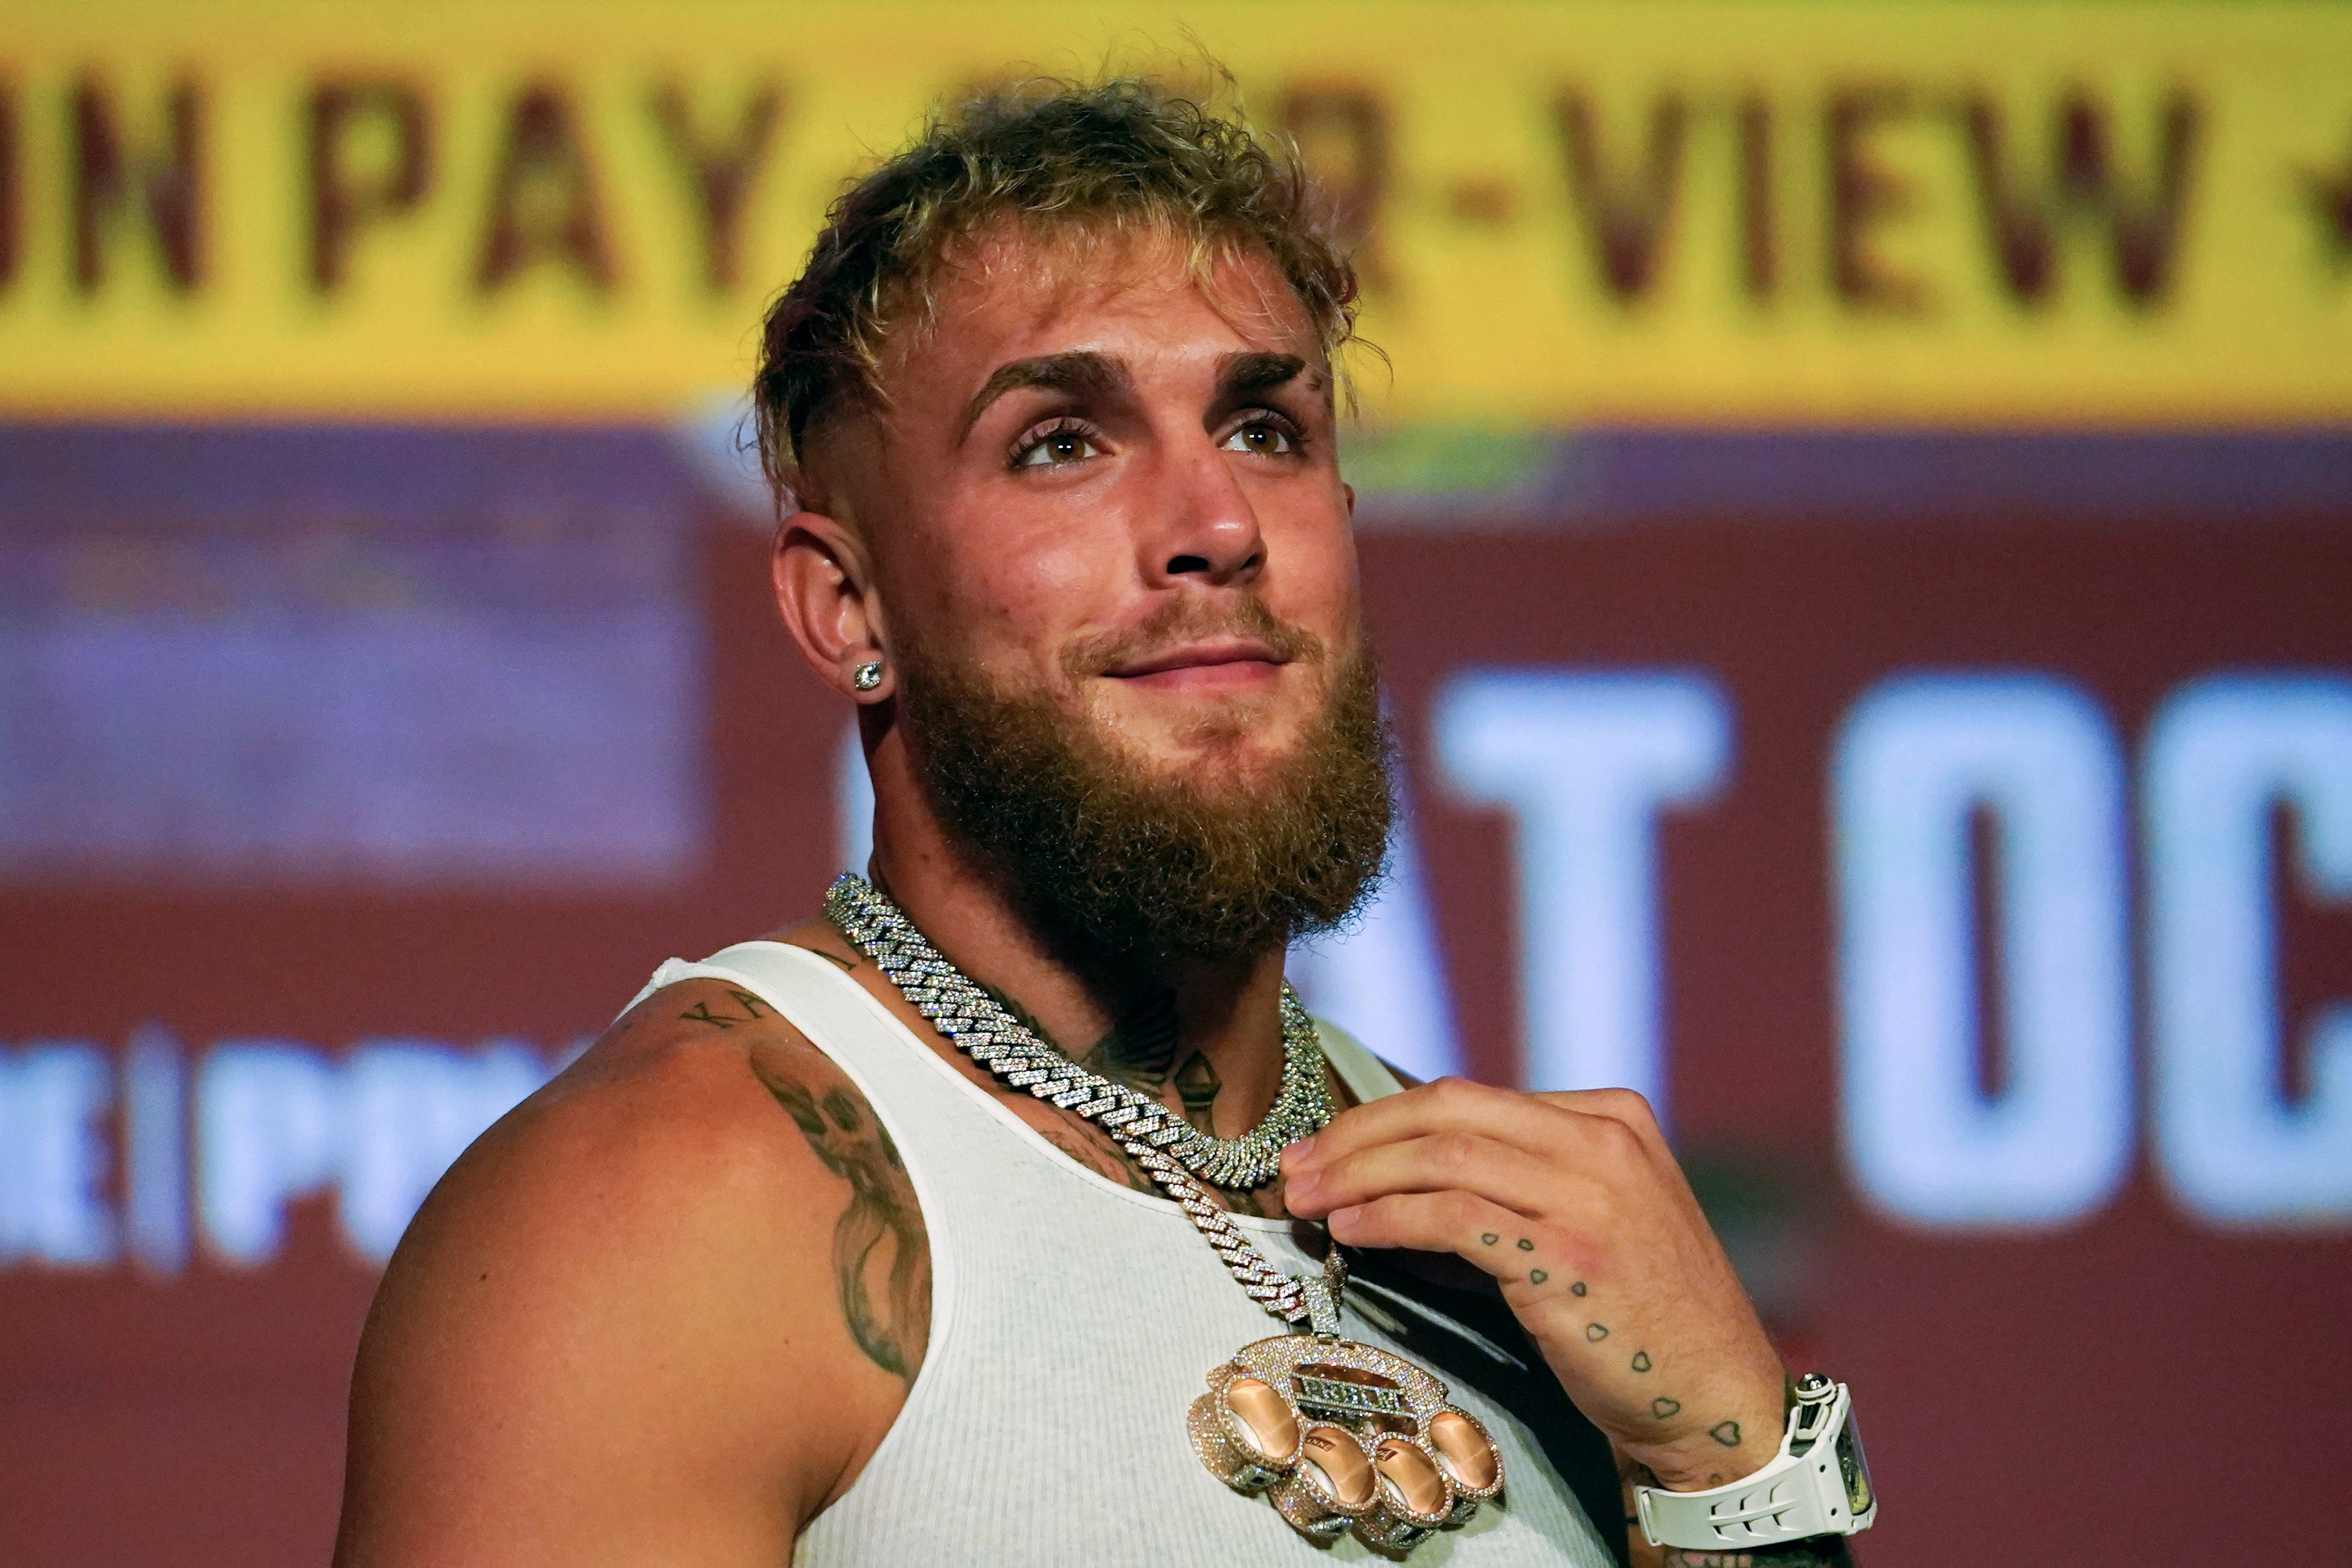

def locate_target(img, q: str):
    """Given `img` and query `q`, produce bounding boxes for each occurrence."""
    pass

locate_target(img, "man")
[336,78,1864,1567]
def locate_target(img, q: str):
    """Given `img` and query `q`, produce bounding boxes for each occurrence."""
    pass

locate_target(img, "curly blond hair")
[751,74,1361,504]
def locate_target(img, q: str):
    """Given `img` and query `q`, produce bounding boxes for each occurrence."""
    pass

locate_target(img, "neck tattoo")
[823,873,1504,1551]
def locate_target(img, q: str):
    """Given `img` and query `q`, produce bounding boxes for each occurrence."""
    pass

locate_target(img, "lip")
[1105,638,1288,680]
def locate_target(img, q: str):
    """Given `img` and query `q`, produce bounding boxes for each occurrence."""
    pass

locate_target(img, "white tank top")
[633,942,1619,1567]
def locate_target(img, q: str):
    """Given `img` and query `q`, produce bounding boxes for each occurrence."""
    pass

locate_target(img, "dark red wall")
[2,433,2347,1564]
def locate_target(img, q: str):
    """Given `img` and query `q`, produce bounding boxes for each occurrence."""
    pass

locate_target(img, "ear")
[773,509,894,702]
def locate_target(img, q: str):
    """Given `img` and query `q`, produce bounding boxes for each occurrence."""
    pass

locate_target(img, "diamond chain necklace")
[822,872,1505,1549]
[823,873,1333,1192]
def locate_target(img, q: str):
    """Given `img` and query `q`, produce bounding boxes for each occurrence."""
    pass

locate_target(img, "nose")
[1140,438,1265,588]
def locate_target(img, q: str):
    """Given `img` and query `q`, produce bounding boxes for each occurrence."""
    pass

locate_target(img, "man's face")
[827,225,1361,794]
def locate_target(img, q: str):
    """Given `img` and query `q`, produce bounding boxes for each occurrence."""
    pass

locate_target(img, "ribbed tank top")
[632,942,1618,1567]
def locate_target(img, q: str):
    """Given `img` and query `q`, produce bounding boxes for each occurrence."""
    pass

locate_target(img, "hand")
[1280,1079,1784,1491]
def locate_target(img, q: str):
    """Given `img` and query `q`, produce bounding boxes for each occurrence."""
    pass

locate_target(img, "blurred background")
[2,1,2349,1562]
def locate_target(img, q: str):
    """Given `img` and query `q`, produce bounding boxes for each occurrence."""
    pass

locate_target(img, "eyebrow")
[1217,351,1315,403]
[960,351,1133,440]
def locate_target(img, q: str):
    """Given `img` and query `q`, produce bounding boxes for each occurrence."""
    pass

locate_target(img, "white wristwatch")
[1634,1374,1877,1552]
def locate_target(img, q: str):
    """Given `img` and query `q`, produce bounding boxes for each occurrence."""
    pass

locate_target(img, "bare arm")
[333,979,930,1567]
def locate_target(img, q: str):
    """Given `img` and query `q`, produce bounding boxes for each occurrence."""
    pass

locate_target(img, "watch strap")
[1633,1380,1874,1551]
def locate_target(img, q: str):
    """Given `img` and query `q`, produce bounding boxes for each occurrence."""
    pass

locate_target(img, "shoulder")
[417,917,903,1320]
[406,962,871,1291]
[337,951,927,1563]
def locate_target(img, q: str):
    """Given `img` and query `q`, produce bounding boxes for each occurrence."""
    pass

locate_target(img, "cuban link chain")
[826,876,1503,1553]
[824,873,1333,1189]
[824,872,1340,1325]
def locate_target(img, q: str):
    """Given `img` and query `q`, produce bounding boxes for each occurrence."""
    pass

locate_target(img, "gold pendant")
[1188,1334,1505,1552]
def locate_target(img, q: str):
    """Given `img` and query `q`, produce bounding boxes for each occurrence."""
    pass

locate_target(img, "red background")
[2,431,2348,1565]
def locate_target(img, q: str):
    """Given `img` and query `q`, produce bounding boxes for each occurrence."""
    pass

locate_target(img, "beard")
[892,601,1396,963]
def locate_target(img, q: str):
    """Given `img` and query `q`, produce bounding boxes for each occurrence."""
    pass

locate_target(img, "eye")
[1221,416,1300,457]
[1012,419,1102,469]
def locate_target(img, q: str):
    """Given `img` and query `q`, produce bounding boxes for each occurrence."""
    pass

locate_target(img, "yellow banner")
[2,1,2349,425]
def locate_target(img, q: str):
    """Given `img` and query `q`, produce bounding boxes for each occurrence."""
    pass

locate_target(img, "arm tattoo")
[751,1058,932,1384]
[678,987,775,1031]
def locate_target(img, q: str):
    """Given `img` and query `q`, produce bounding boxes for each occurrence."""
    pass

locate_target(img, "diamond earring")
[851,660,884,692]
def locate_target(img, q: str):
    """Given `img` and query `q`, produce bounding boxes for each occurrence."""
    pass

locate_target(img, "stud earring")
[851,660,884,692]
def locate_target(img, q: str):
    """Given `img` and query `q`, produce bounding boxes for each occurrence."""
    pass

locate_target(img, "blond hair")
[751,74,1360,504]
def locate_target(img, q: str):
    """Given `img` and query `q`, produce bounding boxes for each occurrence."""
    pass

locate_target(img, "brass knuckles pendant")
[1188,1334,1505,1552]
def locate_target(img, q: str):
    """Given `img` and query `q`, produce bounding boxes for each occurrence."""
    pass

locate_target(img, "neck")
[861,724,1291,1138]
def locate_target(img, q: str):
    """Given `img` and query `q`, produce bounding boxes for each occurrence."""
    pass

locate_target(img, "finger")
[1324,1190,1586,1298]
[1292,1078,1550,1167]
[1286,1130,1576,1224]
[1291,1077,1662,1182]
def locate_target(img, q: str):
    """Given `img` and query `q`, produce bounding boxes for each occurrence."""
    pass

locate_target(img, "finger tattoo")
[1652,1396,1682,1419]
[1709,1421,1742,1447]
[1586,1322,1609,1341]
[1631,1350,1651,1372]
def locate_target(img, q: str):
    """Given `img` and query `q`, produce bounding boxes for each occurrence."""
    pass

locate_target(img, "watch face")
[1834,1412,1874,1517]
